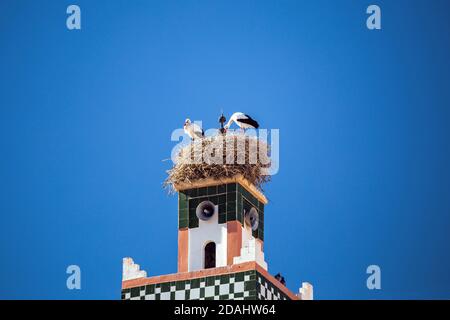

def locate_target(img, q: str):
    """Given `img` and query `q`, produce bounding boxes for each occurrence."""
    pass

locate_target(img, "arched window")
[204,242,216,269]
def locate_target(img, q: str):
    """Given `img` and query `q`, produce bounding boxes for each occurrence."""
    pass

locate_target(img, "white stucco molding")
[298,282,314,300]
[122,257,147,281]
[233,237,268,270]
[188,205,228,272]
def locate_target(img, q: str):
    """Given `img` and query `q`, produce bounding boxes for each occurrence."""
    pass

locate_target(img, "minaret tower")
[121,117,313,300]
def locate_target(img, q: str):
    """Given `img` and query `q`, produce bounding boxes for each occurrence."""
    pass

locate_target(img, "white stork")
[224,112,259,131]
[183,119,204,140]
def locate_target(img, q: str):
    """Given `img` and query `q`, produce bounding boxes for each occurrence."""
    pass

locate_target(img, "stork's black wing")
[238,115,259,129]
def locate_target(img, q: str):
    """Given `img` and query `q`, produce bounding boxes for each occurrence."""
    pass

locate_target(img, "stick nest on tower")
[164,133,271,192]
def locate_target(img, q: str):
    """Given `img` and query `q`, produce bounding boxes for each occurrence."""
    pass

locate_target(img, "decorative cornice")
[174,175,268,204]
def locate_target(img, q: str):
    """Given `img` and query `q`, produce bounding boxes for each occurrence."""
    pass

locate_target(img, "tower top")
[121,117,314,301]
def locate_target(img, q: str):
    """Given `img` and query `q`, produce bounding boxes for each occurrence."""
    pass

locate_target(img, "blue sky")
[1,0,449,299]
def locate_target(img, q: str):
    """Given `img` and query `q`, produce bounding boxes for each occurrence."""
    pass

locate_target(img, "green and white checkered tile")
[122,270,291,300]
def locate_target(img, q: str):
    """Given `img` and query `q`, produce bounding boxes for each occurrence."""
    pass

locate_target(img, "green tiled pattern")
[178,183,265,241]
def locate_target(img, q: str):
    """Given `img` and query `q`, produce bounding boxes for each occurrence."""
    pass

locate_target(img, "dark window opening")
[204,242,216,269]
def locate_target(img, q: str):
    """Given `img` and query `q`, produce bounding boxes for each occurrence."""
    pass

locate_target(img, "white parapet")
[233,237,268,270]
[298,282,314,300]
[122,257,147,281]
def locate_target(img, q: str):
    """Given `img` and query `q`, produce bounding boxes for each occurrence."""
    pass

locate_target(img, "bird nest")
[164,133,271,192]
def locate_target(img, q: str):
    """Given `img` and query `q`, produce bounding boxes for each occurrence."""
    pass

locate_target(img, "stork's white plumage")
[224,112,259,131]
[184,119,204,140]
